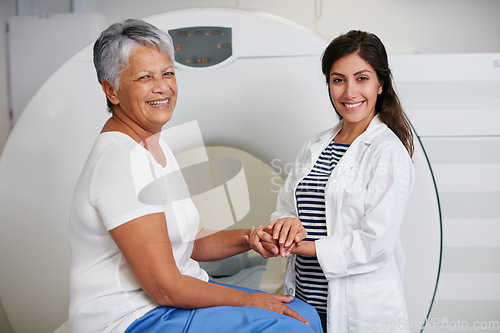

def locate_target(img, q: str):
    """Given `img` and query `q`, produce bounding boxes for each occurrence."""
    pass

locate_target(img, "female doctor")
[249,30,415,332]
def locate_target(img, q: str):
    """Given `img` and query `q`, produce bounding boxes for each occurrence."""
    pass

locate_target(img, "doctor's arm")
[109,212,309,324]
[258,145,414,273]
[315,145,414,278]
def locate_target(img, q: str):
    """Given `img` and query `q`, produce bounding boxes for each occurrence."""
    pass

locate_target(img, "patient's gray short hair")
[93,19,175,112]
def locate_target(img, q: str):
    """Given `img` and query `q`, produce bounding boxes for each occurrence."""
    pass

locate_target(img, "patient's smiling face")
[107,45,178,133]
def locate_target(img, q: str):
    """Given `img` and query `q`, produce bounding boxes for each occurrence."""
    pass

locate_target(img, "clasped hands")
[245,217,307,259]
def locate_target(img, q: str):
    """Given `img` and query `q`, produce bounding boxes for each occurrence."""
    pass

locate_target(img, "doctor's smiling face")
[328,52,382,129]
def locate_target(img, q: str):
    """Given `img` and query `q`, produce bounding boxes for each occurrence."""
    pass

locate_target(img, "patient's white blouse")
[68,132,208,333]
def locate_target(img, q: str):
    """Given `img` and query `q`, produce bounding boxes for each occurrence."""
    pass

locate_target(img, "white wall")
[0,2,14,323]
[71,0,500,54]
[7,13,107,124]
[16,0,71,14]
[0,2,15,331]
[0,0,16,156]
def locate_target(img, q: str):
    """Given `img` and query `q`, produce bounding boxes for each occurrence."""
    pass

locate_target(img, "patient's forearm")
[191,229,251,261]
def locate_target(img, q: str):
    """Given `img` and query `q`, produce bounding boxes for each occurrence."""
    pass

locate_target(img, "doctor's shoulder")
[369,128,414,165]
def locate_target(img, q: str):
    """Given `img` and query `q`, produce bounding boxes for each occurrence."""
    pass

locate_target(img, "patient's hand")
[245,226,279,259]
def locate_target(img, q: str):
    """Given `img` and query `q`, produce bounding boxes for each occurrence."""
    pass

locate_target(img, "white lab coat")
[272,115,414,333]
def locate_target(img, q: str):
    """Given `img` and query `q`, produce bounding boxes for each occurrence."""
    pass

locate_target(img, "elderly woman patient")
[68,19,322,333]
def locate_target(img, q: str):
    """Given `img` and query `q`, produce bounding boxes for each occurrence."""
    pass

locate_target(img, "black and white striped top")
[294,140,349,313]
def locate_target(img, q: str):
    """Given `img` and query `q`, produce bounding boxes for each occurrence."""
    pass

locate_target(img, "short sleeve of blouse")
[90,141,164,231]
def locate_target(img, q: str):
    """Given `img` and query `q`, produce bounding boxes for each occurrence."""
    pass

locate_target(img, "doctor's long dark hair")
[321,30,414,157]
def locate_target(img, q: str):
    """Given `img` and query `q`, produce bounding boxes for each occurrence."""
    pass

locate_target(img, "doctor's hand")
[266,217,307,257]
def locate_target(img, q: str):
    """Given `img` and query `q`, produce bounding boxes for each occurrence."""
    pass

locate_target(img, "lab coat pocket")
[343,186,366,202]
[346,279,408,333]
[342,166,367,204]
[340,186,366,231]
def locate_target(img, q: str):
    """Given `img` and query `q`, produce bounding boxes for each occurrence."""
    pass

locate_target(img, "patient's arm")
[109,212,309,325]
[191,223,251,262]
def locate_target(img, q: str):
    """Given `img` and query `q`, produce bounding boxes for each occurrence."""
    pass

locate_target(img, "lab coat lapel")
[305,115,386,190]
[329,115,386,185]
[307,121,342,171]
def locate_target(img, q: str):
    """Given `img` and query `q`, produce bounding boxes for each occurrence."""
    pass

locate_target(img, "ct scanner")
[0,8,499,333]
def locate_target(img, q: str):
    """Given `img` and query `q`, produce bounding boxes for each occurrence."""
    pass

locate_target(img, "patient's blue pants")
[125,282,323,332]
